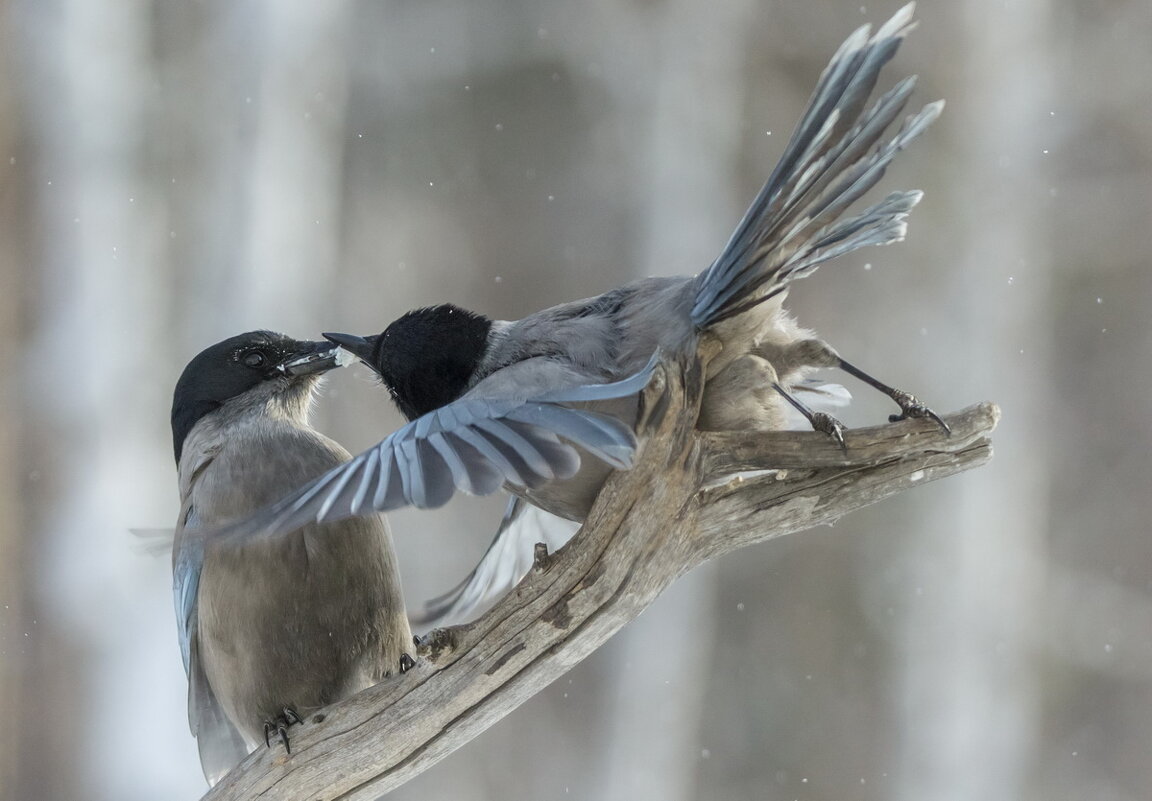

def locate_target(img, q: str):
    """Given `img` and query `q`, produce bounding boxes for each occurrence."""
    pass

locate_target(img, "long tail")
[690,3,942,329]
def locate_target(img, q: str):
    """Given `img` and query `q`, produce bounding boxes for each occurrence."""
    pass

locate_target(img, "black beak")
[322,332,379,365]
[280,340,345,377]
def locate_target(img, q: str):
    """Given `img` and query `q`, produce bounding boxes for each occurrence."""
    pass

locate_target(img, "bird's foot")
[810,412,847,450]
[887,390,950,434]
[263,707,303,753]
[399,652,417,673]
[413,627,458,660]
[832,358,949,435]
[533,541,551,570]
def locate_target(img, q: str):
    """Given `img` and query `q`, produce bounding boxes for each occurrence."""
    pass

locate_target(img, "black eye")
[241,350,267,369]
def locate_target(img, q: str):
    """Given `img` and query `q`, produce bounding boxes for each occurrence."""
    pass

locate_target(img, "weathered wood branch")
[206,349,998,801]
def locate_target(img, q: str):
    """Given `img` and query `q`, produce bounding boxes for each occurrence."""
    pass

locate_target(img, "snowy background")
[2,1,1150,800]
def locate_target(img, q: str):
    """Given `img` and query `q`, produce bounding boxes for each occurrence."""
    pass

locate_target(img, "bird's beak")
[280,340,346,377]
[322,332,379,365]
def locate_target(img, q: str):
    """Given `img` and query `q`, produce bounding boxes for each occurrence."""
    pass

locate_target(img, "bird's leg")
[700,355,795,432]
[772,382,847,449]
[780,339,949,434]
[834,357,950,433]
[263,706,303,753]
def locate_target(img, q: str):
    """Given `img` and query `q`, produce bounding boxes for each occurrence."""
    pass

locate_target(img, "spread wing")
[411,496,581,628]
[217,357,657,543]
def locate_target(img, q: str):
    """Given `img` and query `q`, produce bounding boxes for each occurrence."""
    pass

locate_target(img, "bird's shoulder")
[180,414,350,523]
[474,276,692,396]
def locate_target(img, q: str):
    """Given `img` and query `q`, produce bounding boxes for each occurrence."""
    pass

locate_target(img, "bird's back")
[458,276,696,518]
[481,275,697,388]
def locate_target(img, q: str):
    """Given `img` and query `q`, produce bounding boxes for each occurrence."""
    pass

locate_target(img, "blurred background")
[2,0,1150,799]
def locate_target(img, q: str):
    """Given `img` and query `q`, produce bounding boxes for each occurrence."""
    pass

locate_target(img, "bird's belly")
[196,525,407,743]
[517,459,614,521]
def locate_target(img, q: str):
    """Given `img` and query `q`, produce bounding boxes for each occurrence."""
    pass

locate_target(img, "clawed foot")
[772,381,847,449]
[832,358,949,435]
[413,627,458,660]
[810,412,847,450]
[533,542,551,570]
[888,390,950,434]
[399,652,417,673]
[263,706,302,753]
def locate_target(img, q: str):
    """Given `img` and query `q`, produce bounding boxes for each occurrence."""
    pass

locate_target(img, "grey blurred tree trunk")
[896,3,1051,800]
[10,1,355,798]
[593,2,756,799]
[155,0,353,343]
[0,0,29,794]
[14,1,167,798]
[235,1,352,328]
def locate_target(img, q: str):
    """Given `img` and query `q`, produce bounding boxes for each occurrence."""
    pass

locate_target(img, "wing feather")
[212,358,656,541]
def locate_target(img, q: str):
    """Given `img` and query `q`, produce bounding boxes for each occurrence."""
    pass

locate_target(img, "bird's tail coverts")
[690,3,941,328]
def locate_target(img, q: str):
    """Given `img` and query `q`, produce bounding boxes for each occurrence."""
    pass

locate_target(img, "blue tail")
[690,3,941,329]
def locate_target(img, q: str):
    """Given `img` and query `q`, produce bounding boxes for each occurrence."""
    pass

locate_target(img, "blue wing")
[172,521,202,678]
[174,508,251,784]
[217,357,657,542]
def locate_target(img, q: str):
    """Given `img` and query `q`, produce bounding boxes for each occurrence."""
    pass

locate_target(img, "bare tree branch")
[206,348,998,801]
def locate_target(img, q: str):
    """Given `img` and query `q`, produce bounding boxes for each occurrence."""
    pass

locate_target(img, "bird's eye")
[241,350,267,369]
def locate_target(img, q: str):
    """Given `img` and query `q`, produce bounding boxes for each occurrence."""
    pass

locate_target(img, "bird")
[170,330,413,785]
[219,4,943,599]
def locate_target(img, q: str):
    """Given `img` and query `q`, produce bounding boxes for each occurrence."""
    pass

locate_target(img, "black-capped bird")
[171,331,412,784]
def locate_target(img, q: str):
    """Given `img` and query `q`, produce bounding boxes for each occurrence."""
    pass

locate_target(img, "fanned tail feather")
[691,3,940,328]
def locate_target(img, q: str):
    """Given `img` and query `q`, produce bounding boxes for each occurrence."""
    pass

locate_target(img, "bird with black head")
[171,330,412,785]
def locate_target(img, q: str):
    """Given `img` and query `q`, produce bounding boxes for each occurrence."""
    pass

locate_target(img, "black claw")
[532,541,551,570]
[399,652,417,673]
[889,391,951,434]
[924,408,951,434]
[263,708,302,753]
[834,358,948,435]
[773,381,847,449]
[810,412,847,451]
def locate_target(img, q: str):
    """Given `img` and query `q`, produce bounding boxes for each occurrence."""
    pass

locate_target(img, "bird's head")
[324,304,491,421]
[171,331,344,464]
